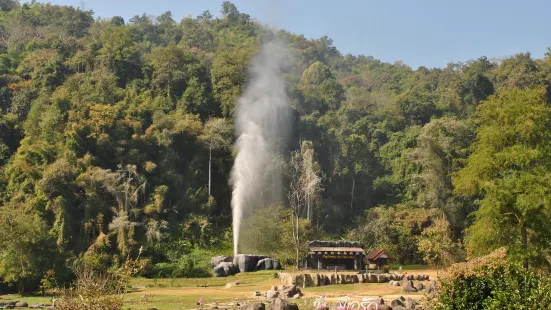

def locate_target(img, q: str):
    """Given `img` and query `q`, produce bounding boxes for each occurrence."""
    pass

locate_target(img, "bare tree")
[199,118,232,196]
[300,141,321,221]
[287,144,321,267]
[287,152,306,268]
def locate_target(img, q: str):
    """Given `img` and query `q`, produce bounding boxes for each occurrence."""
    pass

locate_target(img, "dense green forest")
[2,0,551,291]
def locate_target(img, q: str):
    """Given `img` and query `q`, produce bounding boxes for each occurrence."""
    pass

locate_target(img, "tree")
[454,87,551,268]
[299,61,344,113]
[198,118,232,196]
[299,141,321,221]
[417,217,463,269]
[287,145,321,266]
[111,16,125,27]
[287,151,307,268]
[0,206,56,292]
[411,117,473,227]
[0,0,19,12]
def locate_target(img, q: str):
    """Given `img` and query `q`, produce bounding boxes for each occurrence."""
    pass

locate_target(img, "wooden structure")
[305,240,365,271]
[365,249,391,270]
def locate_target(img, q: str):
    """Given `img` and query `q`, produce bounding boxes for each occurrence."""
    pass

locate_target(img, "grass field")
[0,266,435,309]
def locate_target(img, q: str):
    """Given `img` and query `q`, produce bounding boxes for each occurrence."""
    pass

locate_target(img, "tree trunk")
[350,176,355,211]
[306,193,310,221]
[208,146,212,196]
[522,221,528,269]
[295,213,300,269]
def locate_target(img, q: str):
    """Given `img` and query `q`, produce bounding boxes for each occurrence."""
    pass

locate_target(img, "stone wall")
[278,272,429,287]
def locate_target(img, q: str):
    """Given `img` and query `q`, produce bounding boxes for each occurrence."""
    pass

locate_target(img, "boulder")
[402,277,418,293]
[0,302,16,308]
[214,262,239,277]
[426,280,437,294]
[267,290,279,299]
[391,299,406,308]
[405,297,417,310]
[281,285,301,298]
[278,273,294,286]
[271,297,299,310]
[364,298,391,310]
[416,283,424,291]
[211,256,234,268]
[15,301,29,308]
[233,254,269,272]
[256,258,275,270]
[240,303,265,310]
[368,273,377,282]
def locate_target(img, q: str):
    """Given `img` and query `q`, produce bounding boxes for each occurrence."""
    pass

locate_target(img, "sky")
[40,0,551,69]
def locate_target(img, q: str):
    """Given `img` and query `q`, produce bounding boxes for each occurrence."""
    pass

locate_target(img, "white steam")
[230,37,291,256]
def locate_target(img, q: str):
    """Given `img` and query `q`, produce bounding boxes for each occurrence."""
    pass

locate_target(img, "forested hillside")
[2,0,551,291]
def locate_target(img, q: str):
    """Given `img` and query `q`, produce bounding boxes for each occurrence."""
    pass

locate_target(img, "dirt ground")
[127,268,438,309]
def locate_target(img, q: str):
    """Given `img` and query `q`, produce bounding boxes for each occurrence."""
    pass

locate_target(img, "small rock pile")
[239,297,298,310]
[389,277,436,294]
[261,285,302,300]
[389,296,420,310]
[0,301,52,309]
[212,255,281,277]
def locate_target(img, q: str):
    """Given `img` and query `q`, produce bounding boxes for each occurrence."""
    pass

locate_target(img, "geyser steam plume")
[230,37,291,256]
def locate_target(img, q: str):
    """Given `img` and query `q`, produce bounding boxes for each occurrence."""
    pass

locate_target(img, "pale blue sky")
[41,0,551,69]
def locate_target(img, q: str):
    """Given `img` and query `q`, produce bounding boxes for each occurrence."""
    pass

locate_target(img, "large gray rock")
[278,285,301,298]
[240,303,265,310]
[426,280,437,294]
[0,302,16,308]
[271,297,299,310]
[405,296,417,310]
[267,290,279,299]
[15,301,28,308]
[402,277,418,293]
[213,262,239,277]
[233,254,269,272]
[364,298,391,310]
[391,299,406,308]
[255,258,280,270]
[211,256,234,268]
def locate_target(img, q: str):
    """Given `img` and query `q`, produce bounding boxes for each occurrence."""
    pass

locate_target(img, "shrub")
[144,249,212,278]
[430,248,551,310]
[152,262,178,278]
[54,248,146,310]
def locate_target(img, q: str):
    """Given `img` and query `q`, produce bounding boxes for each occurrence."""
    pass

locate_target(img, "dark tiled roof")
[309,246,365,253]
[308,240,364,248]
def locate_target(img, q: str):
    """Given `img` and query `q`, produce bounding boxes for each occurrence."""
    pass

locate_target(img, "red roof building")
[365,249,391,270]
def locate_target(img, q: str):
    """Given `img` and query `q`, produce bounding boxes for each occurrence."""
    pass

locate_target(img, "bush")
[152,262,178,278]
[55,251,146,310]
[430,248,551,310]
[144,249,212,278]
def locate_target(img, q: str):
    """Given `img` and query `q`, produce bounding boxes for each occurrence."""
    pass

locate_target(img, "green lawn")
[130,269,279,289]
[0,295,52,305]
[389,264,431,271]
